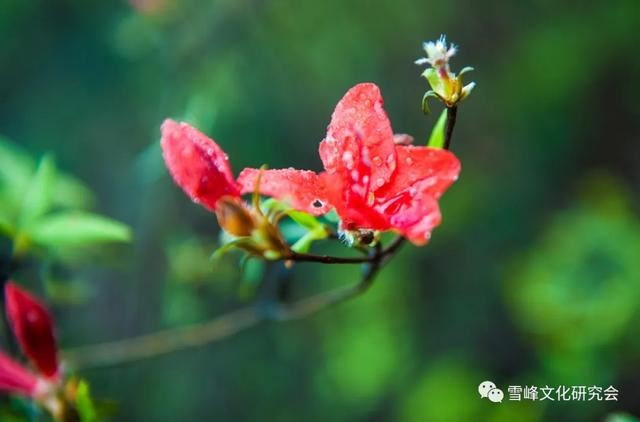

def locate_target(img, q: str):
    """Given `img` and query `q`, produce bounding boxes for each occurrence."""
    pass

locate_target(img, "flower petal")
[377,146,460,200]
[372,146,460,244]
[321,135,390,231]
[237,168,331,215]
[161,119,239,211]
[5,283,58,379]
[0,352,39,397]
[386,186,442,245]
[320,83,396,192]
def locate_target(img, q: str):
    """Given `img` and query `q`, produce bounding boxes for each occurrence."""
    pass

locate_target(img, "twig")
[62,306,261,370]
[63,239,404,370]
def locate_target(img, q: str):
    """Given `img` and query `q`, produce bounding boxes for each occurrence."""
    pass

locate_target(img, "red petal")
[372,146,461,244]
[0,352,39,397]
[5,283,58,379]
[320,83,396,193]
[386,188,442,245]
[237,168,331,215]
[376,146,460,200]
[161,119,239,211]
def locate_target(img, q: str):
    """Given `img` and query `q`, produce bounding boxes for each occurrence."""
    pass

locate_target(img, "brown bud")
[215,196,256,237]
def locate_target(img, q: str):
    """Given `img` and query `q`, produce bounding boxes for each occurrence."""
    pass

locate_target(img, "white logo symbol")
[478,380,503,403]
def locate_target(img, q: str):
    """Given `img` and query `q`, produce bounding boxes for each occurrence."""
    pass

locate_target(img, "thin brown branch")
[63,239,402,370]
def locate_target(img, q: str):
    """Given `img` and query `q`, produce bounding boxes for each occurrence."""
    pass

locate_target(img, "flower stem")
[444,105,458,150]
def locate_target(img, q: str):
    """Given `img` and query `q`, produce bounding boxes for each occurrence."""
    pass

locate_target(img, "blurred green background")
[1,0,639,420]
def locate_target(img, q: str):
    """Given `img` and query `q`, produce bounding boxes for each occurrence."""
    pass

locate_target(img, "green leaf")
[287,210,323,230]
[260,198,288,215]
[261,198,324,229]
[53,174,95,209]
[291,226,328,253]
[75,380,97,422]
[27,212,131,248]
[19,155,56,228]
[323,209,340,224]
[427,109,448,148]
[0,137,35,204]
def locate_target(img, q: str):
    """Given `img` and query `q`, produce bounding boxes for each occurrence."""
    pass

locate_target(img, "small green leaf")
[427,109,448,148]
[53,174,95,209]
[19,155,56,228]
[260,198,288,215]
[287,210,322,230]
[323,209,340,224]
[27,212,131,248]
[0,137,35,206]
[261,198,324,229]
[291,226,328,253]
[76,380,97,422]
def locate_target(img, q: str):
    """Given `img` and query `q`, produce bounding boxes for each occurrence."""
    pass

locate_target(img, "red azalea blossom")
[0,282,59,398]
[161,119,240,212]
[238,83,461,245]
[160,83,460,245]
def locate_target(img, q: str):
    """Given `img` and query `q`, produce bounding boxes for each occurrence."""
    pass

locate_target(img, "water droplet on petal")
[405,157,413,165]
[375,178,385,187]
[372,156,383,167]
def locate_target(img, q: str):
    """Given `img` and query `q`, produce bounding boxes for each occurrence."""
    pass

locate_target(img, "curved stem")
[63,239,402,370]
[63,306,261,370]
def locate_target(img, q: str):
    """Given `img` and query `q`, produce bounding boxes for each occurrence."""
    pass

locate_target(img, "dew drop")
[372,156,383,167]
[405,156,413,165]
[375,178,385,187]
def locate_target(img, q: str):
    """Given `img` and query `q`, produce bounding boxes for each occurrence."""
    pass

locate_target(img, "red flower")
[5,283,59,379]
[238,83,460,244]
[160,83,460,245]
[161,119,240,212]
[0,282,59,398]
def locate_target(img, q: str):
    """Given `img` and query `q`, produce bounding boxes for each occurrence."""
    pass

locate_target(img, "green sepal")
[427,109,448,149]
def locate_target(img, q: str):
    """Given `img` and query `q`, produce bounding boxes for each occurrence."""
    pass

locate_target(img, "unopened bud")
[215,196,256,237]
